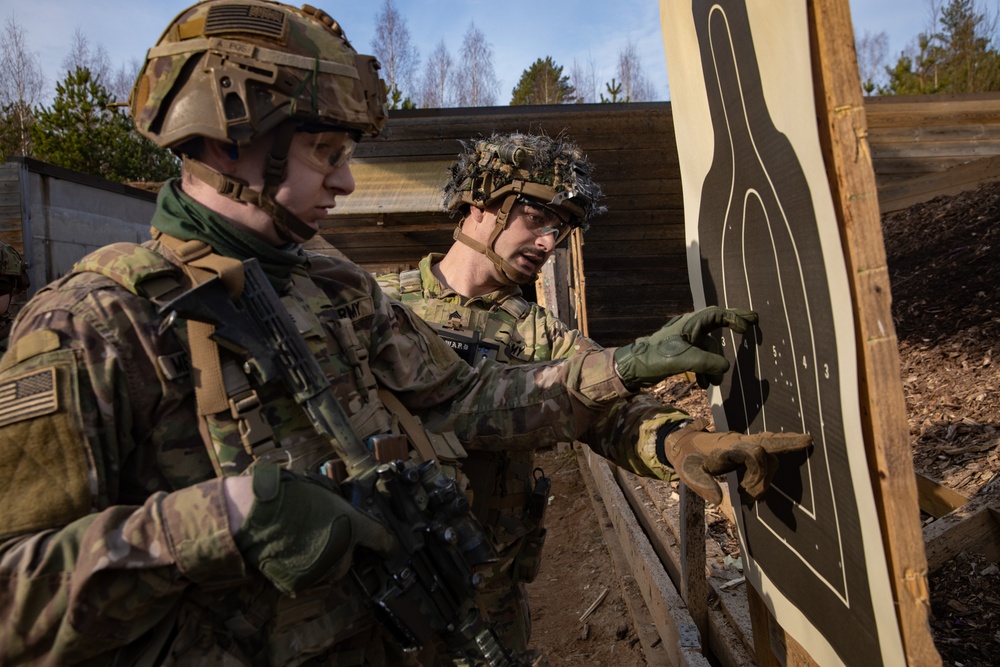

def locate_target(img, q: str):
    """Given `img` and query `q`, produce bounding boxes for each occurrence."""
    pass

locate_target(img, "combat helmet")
[0,241,28,328]
[443,132,605,285]
[129,0,387,241]
[0,242,27,291]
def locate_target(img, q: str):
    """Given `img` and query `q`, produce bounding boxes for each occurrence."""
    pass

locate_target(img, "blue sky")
[3,0,939,105]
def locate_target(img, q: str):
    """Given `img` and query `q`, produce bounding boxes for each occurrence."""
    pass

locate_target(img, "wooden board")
[915,473,970,519]
[583,449,714,667]
[923,490,1000,572]
[877,155,1000,213]
[577,450,674,667]
[619,470,757,667]
[809,1,940,663]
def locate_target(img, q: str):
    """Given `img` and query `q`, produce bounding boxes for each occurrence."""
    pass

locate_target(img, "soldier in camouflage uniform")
[0,2,811,665]
[0,240,29,354]
[376,132,812,652]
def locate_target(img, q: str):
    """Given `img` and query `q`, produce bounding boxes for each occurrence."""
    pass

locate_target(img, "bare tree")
[454,22,500,107]
[62,29,112,82]
[107,59,143,105]
[418,40,453,108]
[855,29,890,94]
[370,0,419,105]
[61,31,140,104]
[0,13,46,157]
[570,54,599,103]
[616,40,657,102]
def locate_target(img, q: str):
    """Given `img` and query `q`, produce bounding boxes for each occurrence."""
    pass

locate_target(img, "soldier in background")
[0,240,28,353]
[376,132,810,651]
[0,2,810,664]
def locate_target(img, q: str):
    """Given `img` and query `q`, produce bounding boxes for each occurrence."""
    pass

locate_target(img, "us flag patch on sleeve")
[0,367,58,428]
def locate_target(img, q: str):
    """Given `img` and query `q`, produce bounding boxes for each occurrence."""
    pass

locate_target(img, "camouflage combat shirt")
[0,182,633,666]
[377,254,692,650]
[377,253,692,490]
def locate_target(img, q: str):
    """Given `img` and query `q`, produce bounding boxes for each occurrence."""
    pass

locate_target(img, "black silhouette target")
[677,1,893,665]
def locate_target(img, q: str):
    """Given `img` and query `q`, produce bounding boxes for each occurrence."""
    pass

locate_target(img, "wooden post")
[808,0,941,664]
[570,227,590,337]
[680,485,709,651]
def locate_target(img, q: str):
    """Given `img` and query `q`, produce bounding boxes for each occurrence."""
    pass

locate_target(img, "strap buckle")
[229,388,276,457]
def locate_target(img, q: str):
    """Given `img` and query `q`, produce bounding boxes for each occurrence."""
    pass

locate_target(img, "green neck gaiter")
[151,179,305,288]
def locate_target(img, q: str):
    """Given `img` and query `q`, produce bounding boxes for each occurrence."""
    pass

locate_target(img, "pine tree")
[510,57,574,105]
[31,67,178,183]
[600,78,628,103]
[883,0,1000,94]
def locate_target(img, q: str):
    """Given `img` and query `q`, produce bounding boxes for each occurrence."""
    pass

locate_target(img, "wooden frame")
[656,0,940,664]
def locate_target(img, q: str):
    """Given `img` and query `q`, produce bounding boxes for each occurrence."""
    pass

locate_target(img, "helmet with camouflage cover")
[0,242,27,294]
[443,132,605,285]
[129,0,388,241]
[0,241,28,333]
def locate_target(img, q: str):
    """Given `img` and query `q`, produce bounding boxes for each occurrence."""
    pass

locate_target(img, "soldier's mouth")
[518,252,545,272]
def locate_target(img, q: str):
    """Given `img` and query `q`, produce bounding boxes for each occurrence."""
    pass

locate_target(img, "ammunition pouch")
[510,527,547,584]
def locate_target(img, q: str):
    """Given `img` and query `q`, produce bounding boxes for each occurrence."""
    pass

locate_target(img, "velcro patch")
[0,367,58,428]
[334,297,373,323]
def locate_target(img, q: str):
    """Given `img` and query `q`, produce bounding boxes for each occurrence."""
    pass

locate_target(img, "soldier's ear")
[201,139,236,168]
[467,205,487,225]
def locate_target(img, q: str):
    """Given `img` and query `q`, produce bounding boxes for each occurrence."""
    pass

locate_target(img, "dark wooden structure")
[866,93,1000,213]
[320,94,1000,349]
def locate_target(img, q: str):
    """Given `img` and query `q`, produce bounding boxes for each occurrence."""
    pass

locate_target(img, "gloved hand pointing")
[234,465,397,596]
[613,306,757,391]
[658,418,812,505]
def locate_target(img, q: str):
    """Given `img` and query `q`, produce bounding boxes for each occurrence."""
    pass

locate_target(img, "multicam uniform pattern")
[0,240,28,354]
[0,183,633,666]
[377,253,692,651]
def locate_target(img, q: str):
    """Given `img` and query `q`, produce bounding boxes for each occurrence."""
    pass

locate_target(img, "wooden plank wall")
[0,162,26,253]
[321,94,1000,347]
[865,93,1000,184]
[866,93,1000,212]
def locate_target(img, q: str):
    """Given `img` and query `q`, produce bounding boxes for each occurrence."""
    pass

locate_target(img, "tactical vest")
[395,269,545,576]
[396,268,533,366]
[71,236,463,666]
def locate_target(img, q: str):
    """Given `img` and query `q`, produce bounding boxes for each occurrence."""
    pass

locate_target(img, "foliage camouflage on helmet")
[129,0,388,149]
[0,241,28,299]
[443,132,606,227]
[0,242,24,280]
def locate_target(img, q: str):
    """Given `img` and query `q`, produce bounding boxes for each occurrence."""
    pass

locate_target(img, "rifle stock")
[160,258,540,667]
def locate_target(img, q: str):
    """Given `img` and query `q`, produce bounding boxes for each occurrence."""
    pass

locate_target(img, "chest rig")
[396,270,546,570]
[79,234,464,478]
[76,235,477,666]
[396,269,533,367]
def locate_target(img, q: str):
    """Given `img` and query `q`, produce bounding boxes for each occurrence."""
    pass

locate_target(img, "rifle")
[160,258,541,667]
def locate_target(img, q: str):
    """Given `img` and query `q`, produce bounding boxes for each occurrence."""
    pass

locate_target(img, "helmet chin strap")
[183,122,319,244]
[453,191,534,287]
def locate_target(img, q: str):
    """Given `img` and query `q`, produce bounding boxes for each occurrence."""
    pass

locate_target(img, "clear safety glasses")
[294,130,358,173]
[514,196,574,244]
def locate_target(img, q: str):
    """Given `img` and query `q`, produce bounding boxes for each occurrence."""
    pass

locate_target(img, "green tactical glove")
[613,306,758,391]
[658,418,812,505]
[234,465,396,596]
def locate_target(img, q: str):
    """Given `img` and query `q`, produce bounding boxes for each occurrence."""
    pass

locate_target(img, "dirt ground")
[526,181,1000,666]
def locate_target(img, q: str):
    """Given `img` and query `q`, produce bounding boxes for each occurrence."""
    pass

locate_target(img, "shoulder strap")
[376,388,436,462]
[149,230,247,419]
[151,229,245,298]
